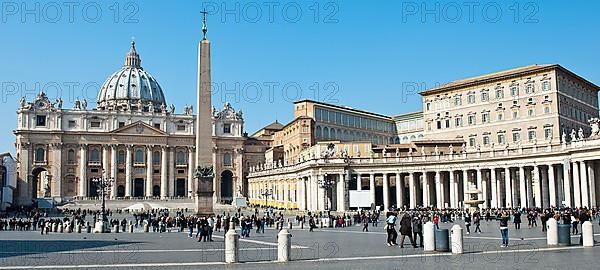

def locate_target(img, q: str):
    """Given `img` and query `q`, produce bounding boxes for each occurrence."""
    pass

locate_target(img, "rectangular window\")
[481,92,489,102]
[177,125,186,131]
[498,134,506,144]
[483,136,490,146]
[542,81,550,91]
[68,120,76,128]
[544,128,552,140]
[511,86,519,96]
[468,115,476,125]
[469,138,476,147]
[454,97,461,106]
[526,84,535,94]
[36,115,46,127]
[90,121,101,128]
[528,130,536,141]
[496,90,504,99]
[513,132,521,142]
[455,117,462,127]
[223,123,231,134]
[468,95,475,104]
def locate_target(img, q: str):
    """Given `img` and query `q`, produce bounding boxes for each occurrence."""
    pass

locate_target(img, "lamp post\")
[318,173,335,211]
[92,169,114,233]
[260,184,273,209]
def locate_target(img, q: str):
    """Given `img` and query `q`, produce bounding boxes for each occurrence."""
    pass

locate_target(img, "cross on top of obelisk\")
[201,9,208,40]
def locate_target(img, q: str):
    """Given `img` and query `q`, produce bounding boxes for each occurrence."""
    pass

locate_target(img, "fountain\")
[464,183,485,214]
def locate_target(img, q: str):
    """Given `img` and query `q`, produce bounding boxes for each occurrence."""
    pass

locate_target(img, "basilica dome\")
[96,41,166,111]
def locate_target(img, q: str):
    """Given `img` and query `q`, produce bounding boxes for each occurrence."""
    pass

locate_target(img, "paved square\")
[1,218,598,270]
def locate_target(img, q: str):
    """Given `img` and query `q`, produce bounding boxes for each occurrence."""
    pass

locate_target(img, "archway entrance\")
[133,178,144,197]
[152,185,160,197]
[220,170,234,204]
[176,179,186,197]
[117,185,125,198]
[31,167,49,199]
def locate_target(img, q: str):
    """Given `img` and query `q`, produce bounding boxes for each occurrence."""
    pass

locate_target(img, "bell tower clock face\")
[35,101,47,110]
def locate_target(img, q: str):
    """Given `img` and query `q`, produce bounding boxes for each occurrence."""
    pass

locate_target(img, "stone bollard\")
[288,222,293,230]
[76,224,82,233]
[225,222,240,264]
[129,221,134,233]
[583,221,594,247]
[59,224,64,233]
[86,222,91,233]
[278,229,292,262]
[113,225,120,233]
[144,224,149,233]
[423,221,435,252]
[450,225,463,254]
[52,223,58,233]
[546,218,558,246]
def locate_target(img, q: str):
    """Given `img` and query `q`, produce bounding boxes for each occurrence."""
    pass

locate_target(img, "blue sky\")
[1,0,598,154]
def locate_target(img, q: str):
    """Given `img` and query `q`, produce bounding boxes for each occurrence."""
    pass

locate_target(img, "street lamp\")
[92,168,114,233]
[260,184,273,209]
[318,173,336,211]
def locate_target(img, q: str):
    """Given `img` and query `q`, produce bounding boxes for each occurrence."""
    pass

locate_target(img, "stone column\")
[369,173,376,208]
[423,171,430,207]
[435,171,442,209]
[110,145,117,199]
[188,148,195,198]
[160,146,168,199]
[317,175,326,211]
[395,173,403,209]
[588,162,596,208]
[337,173,346,212]
[168,147,175,197]
[532,165,541,208]
[519,166,527,208]
[573,161,581,208]
[490,168,497,209]
[79,144,88,197]
[146,146,153,197]
[449,171,456,209]
[505,167,512,208]
[580,161,589,208]
[383,173,390,211]
[462,170,469,208]
[541,165,549,208]
[409,172,417,209]
[548,164,556,207]
[563,162,571,207]
[125,145,132,197]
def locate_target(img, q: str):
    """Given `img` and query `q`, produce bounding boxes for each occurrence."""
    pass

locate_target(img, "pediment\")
[111,121,167,136]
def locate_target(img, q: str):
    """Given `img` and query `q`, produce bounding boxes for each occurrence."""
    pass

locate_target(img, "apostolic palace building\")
[8,28,600,213]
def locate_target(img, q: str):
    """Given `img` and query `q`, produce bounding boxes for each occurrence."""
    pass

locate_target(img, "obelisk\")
[195,9,214,216]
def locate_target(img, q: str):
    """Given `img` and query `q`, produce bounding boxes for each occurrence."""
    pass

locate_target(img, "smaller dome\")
[96,41,167,112]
